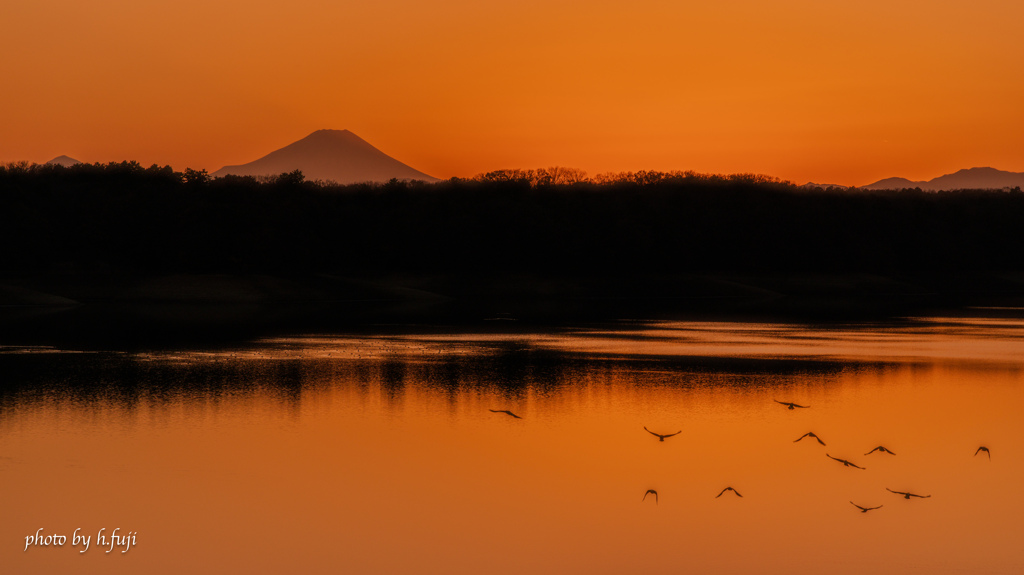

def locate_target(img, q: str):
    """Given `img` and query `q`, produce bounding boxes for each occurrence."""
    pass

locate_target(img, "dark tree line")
[3,160,1024,278]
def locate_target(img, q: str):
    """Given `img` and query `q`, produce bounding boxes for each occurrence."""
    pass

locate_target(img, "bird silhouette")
[864,446,896,456]
[644,427,682,442]
[850,502,883,513]
[887,488,930,499]
[975,446,991,460]
[826,454,866,469]
[794,432,826,446]
[489,409,522,419]
[775,400,809,410]
[643,489,658,504]
[716,487,742,498]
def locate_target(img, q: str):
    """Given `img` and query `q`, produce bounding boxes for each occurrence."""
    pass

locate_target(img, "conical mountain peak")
[44,155,82,167]
[212,130,437,184]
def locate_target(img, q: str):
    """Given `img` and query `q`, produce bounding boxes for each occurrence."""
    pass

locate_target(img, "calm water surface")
[2,316,1023,574]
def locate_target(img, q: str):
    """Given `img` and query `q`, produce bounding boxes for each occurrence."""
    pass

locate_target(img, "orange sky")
[2,0,1022,185]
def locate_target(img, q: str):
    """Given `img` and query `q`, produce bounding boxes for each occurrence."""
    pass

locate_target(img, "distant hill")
[44,155,82,167]
[800,182,851,190]
[861,167,1024,191]
[212,129,438,184]
[861,177,923,189]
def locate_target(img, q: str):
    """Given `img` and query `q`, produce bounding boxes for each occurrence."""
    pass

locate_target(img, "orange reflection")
[1,320,1022,574]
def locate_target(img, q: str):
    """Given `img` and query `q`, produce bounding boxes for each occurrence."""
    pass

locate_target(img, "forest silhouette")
[3,160,1024,307]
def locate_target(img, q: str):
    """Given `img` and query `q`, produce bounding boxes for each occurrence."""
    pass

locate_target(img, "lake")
[2,314,1022,574]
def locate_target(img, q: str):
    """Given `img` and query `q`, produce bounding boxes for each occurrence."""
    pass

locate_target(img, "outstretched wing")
[850,501,866,511]
[794,432,811,442]
[645,427,681,438]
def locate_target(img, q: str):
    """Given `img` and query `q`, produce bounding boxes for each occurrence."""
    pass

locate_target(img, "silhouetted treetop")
[3,160,1023,277]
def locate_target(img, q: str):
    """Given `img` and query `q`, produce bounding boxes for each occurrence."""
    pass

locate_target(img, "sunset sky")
[2,0,1022,185]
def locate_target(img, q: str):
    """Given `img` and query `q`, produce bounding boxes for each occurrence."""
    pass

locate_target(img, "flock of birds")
[490,399,993,512]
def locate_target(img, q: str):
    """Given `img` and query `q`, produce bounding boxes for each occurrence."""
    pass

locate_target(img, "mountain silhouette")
[45,155,82,167]
[800,182,851,189]
[212,129,438,184]
[861,167,1024,191]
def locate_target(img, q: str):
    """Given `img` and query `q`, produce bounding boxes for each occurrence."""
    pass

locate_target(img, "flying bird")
[643,489,659,504]
[794,432,826,446]
[716,487,743,498]
[975,446,991,460]
[826,454,866,469]
[644,427,682,442]
[850,502,883,513]
[489,409,522,419]
[775,400,809,410]
[864,446,896,456]
[887,488,930,499]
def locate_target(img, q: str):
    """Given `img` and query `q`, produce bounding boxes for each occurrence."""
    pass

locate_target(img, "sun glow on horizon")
[2,0,1023,186]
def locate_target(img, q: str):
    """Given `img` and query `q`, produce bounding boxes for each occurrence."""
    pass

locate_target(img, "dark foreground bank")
[4,270,1024,350]
[4,162,1024,347]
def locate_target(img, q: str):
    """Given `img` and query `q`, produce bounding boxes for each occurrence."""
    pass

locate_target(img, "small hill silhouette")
[45,155,82,167]
[862,167,1024,190]
[862,177,922,189]
[928,167,1024,190]
[212,129,438,184]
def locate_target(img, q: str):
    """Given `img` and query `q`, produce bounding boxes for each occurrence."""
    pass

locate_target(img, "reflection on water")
[1,318,1022,574]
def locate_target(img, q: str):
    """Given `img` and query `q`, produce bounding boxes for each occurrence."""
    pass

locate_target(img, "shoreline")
[4,271,1024,349]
